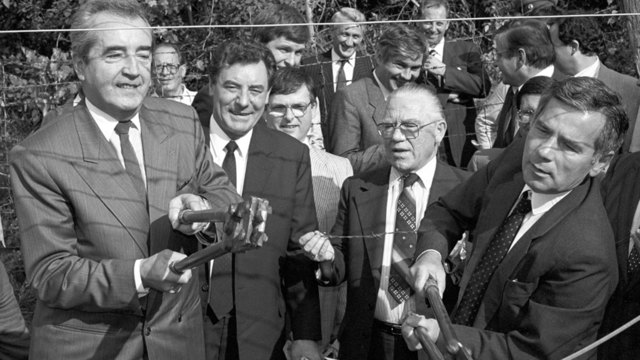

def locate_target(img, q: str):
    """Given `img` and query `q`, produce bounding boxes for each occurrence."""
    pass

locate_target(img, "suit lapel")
[366,76,387,126]
[354,169,390,286]
[244,124,274,197]
[72,105,149,256]
[618,161,640,288]
[320,51,334,106]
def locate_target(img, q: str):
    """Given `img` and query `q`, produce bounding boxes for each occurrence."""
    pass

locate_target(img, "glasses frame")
[154,63,181,74]
[376,120,439,139]
[517,109,536,124]
[267,102,314,119]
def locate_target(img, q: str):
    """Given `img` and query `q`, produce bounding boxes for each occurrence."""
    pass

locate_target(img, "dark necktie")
[453,191,532,326]
[336,59,348,91]
[629,245,640,277]
[114,121,146,200]
[388,173,420,304]
[428,49,443,88]
[496,87,517,148]
[209,141,238,317]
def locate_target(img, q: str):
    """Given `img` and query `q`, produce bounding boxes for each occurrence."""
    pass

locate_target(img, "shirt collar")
[389,156,438,190]
[331,48,356,64]
[518,65,555,91]
[430,38,445,56]
[372,69,391,100]
[208,115,253,159]
[574,57,600,78]
[85,97,141,141]
[521,184,572,216]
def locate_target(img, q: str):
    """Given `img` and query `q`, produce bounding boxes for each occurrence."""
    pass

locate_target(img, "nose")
[122,55,141,77]
[236,88,250,107]
[390,125,406,142]
[533,140,555,162]
[400,68,413,80]
[344,36,354,47]
[284,107,296,121]
[284,53,296,67]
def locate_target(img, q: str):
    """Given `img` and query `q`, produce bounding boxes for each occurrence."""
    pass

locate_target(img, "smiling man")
[405,77,628,360]
[152,42,196,105]
[200,40,322,360]
[9,0,241,359]
[298,83,469,360]
[328,24,426,174]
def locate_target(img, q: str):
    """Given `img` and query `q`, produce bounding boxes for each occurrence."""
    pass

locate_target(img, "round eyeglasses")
[267,103,313,119]
[154,63,180,74]
[376,120,438,139]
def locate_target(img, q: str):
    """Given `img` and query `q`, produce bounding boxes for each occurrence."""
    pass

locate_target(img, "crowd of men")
[4,0,640,359]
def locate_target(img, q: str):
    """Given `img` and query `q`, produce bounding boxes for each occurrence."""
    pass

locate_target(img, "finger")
[177,269,192,285]
[298,232,315,246]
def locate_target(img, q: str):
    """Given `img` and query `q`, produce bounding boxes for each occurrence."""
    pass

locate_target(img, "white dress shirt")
[574,57,601,79]
[375,157,437,324]
[208,116,252,196]
[331,48,356,91]
[429,38,445,62]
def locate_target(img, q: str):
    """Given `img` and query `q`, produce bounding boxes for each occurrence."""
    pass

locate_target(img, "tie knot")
[403,173,420,188]
[514,191,532,215]
[114,121,133,135]
[225,140,238,154]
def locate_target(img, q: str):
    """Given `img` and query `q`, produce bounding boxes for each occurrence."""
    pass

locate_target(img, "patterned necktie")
[336,59,348,91]
[453,191,532,326]
[114,121,146,200]
[388,173,420,304]
[209,140,238,317]
[629,244,640,277]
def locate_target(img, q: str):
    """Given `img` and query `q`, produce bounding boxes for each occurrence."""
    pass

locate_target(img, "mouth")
[117,83,141,90]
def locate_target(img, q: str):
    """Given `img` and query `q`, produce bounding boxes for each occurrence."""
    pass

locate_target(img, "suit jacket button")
[201,284,209,292]
[144,327,151,336]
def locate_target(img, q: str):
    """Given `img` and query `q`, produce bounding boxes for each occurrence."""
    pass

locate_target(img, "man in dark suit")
[492,19,560,148]
[550,14,640,152]
[418,0,491,168]
[328,24,426,174]
[300,84,469,360]
[9,1,241,359]
[302,7,374,147]
[598,152,640,359]
[404,77,627,359]
[201,39,322,360]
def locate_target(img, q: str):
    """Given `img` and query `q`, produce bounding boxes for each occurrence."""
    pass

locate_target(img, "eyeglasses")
[268,103,313,118]
[517,109,535,124]
[154,63,180,74]
[376,120,438,139]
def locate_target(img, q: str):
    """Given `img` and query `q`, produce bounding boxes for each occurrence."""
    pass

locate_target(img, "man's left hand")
[401,313,440,351]
[290,339,322,360]
[424,57,446,77]
[168,194,211,235]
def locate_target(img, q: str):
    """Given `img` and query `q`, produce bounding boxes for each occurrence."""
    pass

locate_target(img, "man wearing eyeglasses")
[298,83,469,360]
[152,42,196,105]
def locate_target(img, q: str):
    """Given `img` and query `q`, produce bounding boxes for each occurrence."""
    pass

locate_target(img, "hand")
[410,251,446,297]
[298,231,335,262]
[168,194,211,235]
[290,339,322,360]
[424,56,446,76]
[140,249,192,292]
[402,313,440,351]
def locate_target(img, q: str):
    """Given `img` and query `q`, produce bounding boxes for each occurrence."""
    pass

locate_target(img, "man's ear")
[570,40,580,56]
[73,56,86,81]
[178,64,187,79]
[590,150,615,177]
[435,119,447,143]
[517,48,527,67]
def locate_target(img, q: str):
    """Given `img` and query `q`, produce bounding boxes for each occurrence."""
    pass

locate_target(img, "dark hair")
[536,77,629,154]
[516,76,556,110]
[208,39,277,87]
[495,19,554,69]
[154,42,183,64]
[70,0,150,60]
[554,13,605,57]
[376,24,426,64]
[270,67,317,103]
[419,0,449,16]
[252,3,309,46]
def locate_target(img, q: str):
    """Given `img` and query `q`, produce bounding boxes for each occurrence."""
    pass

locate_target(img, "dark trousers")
[204,307,239,360]
[368,320,418,360]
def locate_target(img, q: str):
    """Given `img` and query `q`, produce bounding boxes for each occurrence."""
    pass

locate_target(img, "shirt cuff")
[415,249,443,264]
[134,259,150,297]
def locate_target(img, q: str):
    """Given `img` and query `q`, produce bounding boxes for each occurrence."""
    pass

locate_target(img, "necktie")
[209,140,238,317]
[453,191,532,326]
[495,86,517,148]
[628,245,640,277]
[114,121,146,200]
[388,173,420,304]
[428,49,443,88]
[336,59,348,91]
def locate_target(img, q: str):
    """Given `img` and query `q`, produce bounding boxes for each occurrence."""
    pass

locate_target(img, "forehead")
[269,86,311,104]
[154,46,179,60]
[536,98,605,146]
[382,52,422,66]
[422,6,448,20]
[334,24,363,35]
[87,12,151,48]
[386,93,437,123]
[217,61,269,85]
[267,36,306,50]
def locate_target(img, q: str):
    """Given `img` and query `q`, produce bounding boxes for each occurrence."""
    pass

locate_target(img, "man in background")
[152,42,197,105]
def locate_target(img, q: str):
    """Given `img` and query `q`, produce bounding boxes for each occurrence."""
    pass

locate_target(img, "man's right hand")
[410,250,446,297]
[140,249,192,293]
[298,231,334,262]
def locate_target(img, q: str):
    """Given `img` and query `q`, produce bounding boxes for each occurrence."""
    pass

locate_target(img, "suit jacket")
[308,146,353,233]
[599,152,640,359]
[203,123,322,359]
[10,98,240,360]
[596,65,640,152]
[328,74,389,175]
[416,143,618,359]
[303,50,374,148]
[0,260,29,360]
[192,85,213,129]
[422,40,491,167]
[329,162,470,360]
